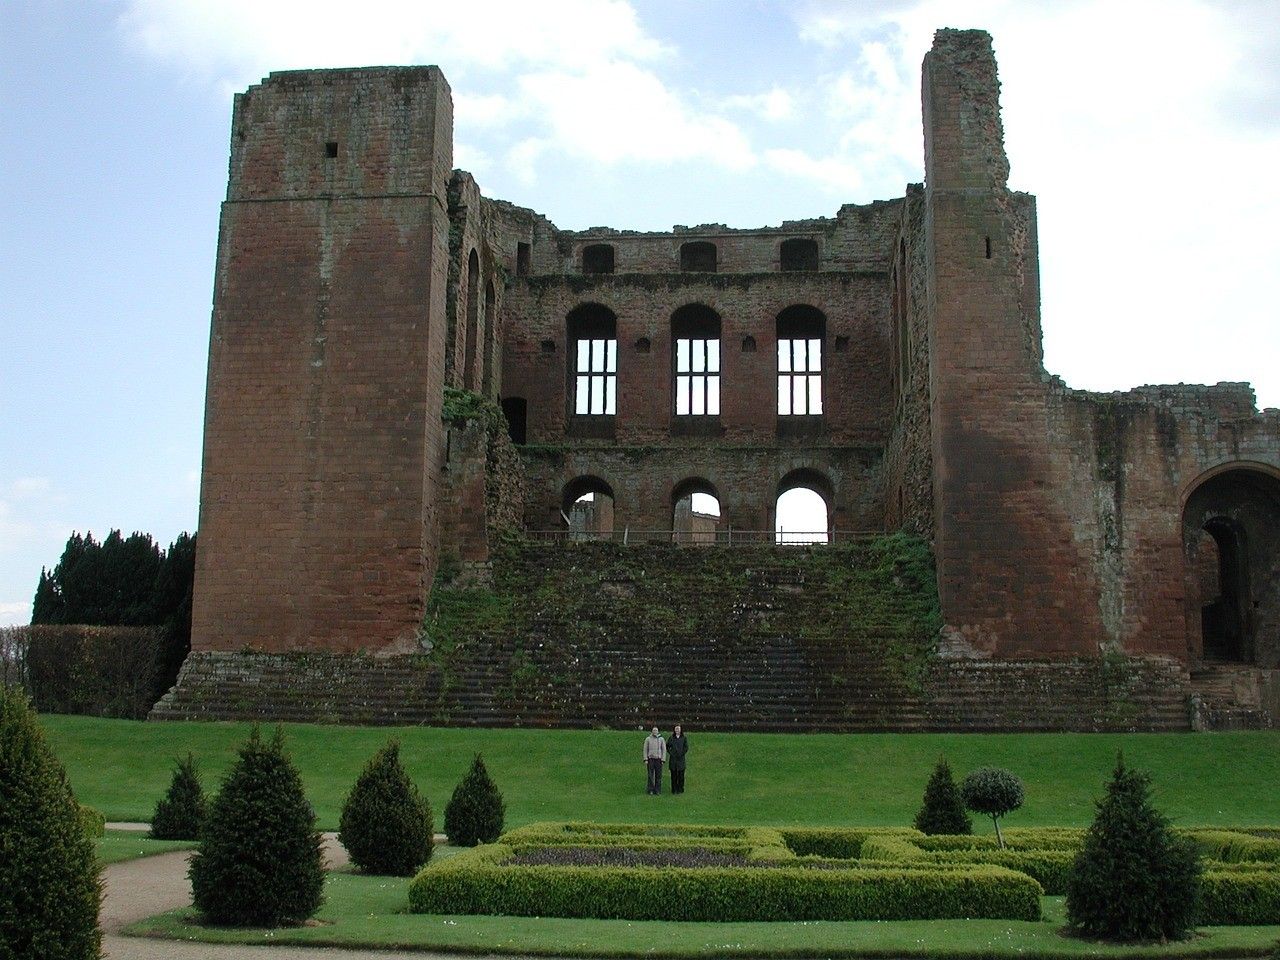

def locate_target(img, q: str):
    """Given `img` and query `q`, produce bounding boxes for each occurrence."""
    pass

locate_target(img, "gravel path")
[100,834,474,960]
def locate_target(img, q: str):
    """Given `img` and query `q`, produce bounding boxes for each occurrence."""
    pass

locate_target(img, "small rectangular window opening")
[984,236,992,259]
[325,141,339,159]
[516,242,531,277]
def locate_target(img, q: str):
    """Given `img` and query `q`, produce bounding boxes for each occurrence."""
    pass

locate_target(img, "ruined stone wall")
[191,67,453,654]
[881,185,934,536]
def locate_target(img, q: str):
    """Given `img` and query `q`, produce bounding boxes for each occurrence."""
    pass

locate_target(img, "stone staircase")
[1189,662,1274,730]
[152,541,1195,732]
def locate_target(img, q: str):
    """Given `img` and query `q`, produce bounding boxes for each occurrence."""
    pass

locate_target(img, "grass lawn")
[96,828,196,865]
[125,875,1280,959]
[43,715,1280,832]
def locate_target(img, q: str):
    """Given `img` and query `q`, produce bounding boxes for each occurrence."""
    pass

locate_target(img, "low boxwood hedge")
[1192,830,1280,864]
[408,844,1043,922]
[1199,870,1280,925]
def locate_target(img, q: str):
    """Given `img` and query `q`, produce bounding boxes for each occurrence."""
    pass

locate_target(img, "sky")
[1,0,1278,626]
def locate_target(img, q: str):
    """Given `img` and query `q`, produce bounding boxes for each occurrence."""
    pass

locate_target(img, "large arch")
[672,477,722,545]
[775,468,832,544]
[1181,464,1280,665]
[562,475,616,540]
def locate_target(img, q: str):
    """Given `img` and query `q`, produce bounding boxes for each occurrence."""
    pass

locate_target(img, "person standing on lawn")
[643,726,666,795]
[667,724,689,794]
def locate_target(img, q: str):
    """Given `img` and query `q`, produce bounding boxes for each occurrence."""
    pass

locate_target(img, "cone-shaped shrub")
[914,756,972,835]
[189,726,324,926]
[1066,754,1201,942]
[150,753,206,840]
[0,684,101,959]
[339,740,433,875]
[444,753,505,847]
[961,767,1024,848]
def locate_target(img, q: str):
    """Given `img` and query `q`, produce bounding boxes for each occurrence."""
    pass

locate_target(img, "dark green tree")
[0,685,101,959]
[31,568,58,624]
[960,767,1024,848]
[150,753,207,841]
[444,754,505,847]
[914,756,972,835]
[151,532,197,697]
[339,740,433,875]
[1066,755,1201,942]
[189,727,324,926]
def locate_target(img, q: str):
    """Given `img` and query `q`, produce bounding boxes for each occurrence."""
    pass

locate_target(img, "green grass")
[96,828,196,865]
[125,878,1280,958]
[42,716,1280,832]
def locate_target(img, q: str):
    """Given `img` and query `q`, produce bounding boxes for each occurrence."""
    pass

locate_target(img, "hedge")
[1191,830,1280,865]
[78,804,105,839]
[1198,870,1280,925]
[408,844,1043,922]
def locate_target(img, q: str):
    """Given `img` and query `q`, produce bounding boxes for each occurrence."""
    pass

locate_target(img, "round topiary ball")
[189,726,324,926]
[150,752,206,841]
[444,754,505,847]
[339,740,433,876]
[960,766,1024,848]
[0,684,101,959]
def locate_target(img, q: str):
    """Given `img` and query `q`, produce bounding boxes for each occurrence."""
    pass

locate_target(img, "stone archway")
[1182,465,1280,666]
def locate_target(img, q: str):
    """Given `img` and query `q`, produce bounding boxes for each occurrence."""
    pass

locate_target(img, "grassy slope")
[127,882,1280,959]
[96,828,196,865]
[44,716,1280,831]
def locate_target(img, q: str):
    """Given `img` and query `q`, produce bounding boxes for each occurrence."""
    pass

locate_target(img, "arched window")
[672,479,722,545]
[780,238,819,272]
[775,470,831,545]
[582,244,615,275]
[482,278,497,394]
[563,476,615,539]
[776,306,825,415]
[463,248,480,390]
[567,304,617,416]
[680,241,717,273]
[672,305,721,416]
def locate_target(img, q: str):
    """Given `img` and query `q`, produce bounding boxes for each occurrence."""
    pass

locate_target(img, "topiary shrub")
[1066,754,1201,942]
[78,803,106,839]
[914,756,972,836]
[339,740,433,876]
[0,684,101,959]
[150,752,206,841]
[189,726,324,926]
[961,767,1024,849]
[444,753,505,847]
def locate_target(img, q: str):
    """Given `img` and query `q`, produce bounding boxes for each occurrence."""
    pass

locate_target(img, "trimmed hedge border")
[407,843,1043,922]
[410,822,1280,926]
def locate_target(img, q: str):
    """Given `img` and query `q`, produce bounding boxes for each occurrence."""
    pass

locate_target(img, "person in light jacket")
[667,724,689,794]
[643,726,666,795]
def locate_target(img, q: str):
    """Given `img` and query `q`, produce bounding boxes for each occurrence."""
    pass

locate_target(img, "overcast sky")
[2,0,1278,626]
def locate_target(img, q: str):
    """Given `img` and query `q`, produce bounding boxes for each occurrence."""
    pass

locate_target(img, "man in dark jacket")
[667,724,689,794]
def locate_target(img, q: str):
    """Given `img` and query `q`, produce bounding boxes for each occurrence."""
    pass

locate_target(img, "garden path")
[100,833,460,960]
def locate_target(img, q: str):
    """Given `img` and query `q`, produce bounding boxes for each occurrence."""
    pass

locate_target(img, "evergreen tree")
[1066,755,1201,942]
[960,767,1024,848]
[31,568,59,624]
[150,753,207,841]
[444,754,505,847]
[339,740,433,875]
[914,756,972,835]
[189,727,324,926]
[0,685,101,959]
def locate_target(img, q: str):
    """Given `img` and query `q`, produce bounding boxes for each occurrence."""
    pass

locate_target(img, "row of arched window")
[566,303,827,417]
[581,238,820,275]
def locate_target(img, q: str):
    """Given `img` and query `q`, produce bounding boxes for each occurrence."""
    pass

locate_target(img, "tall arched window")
[776,306,825,415]
[567,304,617,416]
[463,248,480,390]
[672,304,721,416]
[482,278,497,394]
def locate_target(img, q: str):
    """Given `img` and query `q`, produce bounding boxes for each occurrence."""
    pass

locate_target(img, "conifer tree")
[444,754,505,847]
[189,727,324,926]
[1066,754,1201,942]
[0,685,101,959]
[150,753,206,841]
[339,740,433,875]
[914,756,972,835]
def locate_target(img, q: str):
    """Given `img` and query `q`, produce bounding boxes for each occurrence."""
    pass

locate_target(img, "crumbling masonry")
[154,30,1280,730]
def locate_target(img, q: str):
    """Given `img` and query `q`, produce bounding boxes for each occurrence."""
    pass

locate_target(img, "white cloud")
[724,88,794,122]
[765,149,863,194]
[0,602,29,628]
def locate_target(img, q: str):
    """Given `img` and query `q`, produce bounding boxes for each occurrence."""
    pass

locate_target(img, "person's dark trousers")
[647,758,663,794]
[671,767,685,794]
